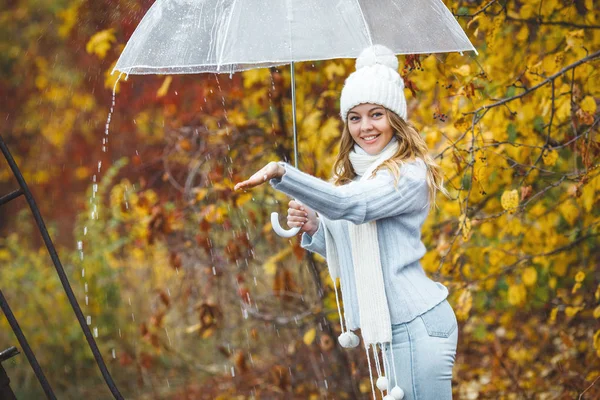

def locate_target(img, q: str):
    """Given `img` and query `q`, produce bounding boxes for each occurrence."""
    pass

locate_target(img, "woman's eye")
[372,112,383,118]
[349,116,360,122]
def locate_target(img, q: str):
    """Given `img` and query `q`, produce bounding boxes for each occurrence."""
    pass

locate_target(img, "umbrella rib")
[216,0,240,71]
[353,0,373,47]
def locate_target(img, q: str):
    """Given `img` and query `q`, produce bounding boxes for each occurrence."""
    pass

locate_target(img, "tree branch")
[467,50,600,116]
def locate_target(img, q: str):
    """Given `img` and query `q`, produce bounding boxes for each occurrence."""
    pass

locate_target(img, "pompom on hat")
[340,45,407,122]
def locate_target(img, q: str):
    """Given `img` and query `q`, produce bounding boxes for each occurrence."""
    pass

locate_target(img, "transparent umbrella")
[113,0,477,236]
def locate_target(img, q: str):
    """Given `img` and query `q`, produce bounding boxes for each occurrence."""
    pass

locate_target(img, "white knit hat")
[340,45,407,122]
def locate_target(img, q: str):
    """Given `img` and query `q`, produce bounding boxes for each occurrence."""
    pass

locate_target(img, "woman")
[235,45,458,400]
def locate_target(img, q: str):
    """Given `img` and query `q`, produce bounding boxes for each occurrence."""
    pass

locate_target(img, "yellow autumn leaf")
[57,4,79,38]
[74,166,90,180]
[236,193,253,207]
[508,283,526,306]
[501,190,519,213]
[516,26,529,42]
[549,307,558,324]
[452,65,471,77]
[580,96,597,114]
[185,323,201,334]
[227,110,247,126]
[324,62,345,80]
[542,149,558,166]
[86,29,116,59]
[242,69,270,89]
[565,29,584,51]
[559,200,578,226]
[540,0,559,16]
[575,271,585,283]
[263,247,292,275]
[320,118,341,142]
[594,330,600,357]
[156,76,172,98]
[522,267,538,287]
[359,378,372,394]
[195,188,209,202]
[0,249,10,261]
[303,328,316,346]
[594,305,600,319]
[455,288,472,321]
[565,306,582,318]
[459,214,471,241]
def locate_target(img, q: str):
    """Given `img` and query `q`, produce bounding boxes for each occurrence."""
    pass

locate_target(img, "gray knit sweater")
[270,159,448,329]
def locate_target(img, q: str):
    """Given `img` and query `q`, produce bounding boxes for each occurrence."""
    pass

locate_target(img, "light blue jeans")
[385,299,458,399]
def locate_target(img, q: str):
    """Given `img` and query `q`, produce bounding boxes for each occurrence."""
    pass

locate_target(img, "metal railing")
[0,134,123,399]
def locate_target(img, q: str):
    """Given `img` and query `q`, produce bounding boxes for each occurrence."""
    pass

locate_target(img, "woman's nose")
[361,118,373,131]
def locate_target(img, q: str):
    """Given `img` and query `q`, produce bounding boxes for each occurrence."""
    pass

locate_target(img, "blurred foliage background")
[0,0,599,398]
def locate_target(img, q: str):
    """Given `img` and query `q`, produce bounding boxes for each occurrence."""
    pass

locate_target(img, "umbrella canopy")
[112,0,476,238]
[114,0,476,75]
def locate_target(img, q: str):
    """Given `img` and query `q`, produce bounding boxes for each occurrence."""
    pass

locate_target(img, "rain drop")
[87,316,91,325]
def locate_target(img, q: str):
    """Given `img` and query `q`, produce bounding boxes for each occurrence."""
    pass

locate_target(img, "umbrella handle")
[271,211,301,238]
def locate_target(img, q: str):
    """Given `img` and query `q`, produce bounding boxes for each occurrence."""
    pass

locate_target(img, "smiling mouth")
[361,134,380,143]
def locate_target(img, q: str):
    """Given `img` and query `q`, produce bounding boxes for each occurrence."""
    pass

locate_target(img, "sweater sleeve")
[269,162,429,224]
[300,219,326,258]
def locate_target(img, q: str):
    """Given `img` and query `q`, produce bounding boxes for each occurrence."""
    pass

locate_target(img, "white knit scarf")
[321,138,404,399]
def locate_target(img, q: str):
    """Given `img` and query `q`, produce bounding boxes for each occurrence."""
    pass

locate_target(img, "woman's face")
[347,104,394,155]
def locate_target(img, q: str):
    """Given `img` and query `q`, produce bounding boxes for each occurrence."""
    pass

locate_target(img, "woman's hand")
[287,200,319,236]
[234,162,285,191]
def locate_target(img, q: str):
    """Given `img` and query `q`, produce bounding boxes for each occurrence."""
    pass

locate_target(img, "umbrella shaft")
[291,62,298,169]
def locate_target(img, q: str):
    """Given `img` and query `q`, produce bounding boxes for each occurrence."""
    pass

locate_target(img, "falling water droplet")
[87,316,91,325]
[165,327,172,346]
[93,327,98,338]
[112,349,116,359]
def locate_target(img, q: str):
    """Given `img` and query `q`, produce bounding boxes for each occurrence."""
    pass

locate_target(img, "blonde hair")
[332,109,449,209]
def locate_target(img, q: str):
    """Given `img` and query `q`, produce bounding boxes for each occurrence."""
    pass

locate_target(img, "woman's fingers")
[288,208,307,217]
[289,200,303,210]
[234,162,281,191]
